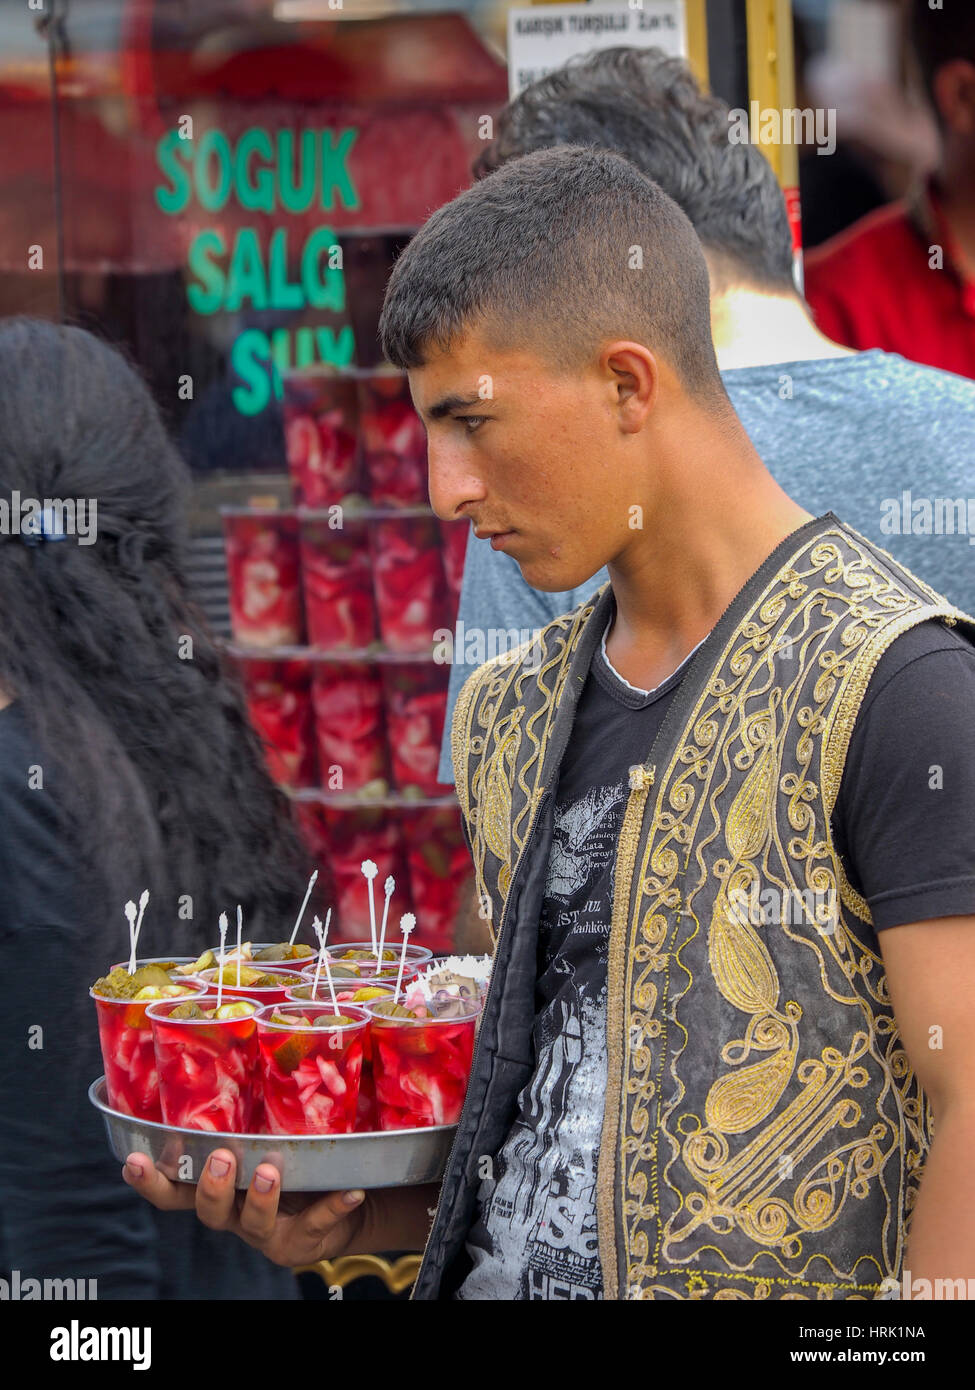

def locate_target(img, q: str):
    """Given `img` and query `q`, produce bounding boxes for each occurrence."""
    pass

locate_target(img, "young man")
[127,147,975,1302]
[437,45,975,789]
[805,1,975,378]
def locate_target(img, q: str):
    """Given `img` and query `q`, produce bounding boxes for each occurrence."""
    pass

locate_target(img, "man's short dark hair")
[473,46,795,295]
[908,0,975,116]
[379,145,727,409]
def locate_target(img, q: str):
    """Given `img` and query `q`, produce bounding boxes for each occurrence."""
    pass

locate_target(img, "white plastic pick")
[132,890,149,970]
[288,870,318,946]
[377,875,395,962]
[216,912,228,1011]
[361,859,378,954]
[311,914,325,998]
[312,910,338,1012]
[124,900,138,975]
[236,905,243,987]
[394,912,417,999]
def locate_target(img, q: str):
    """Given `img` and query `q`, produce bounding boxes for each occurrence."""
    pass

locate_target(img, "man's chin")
[515,555,598,595]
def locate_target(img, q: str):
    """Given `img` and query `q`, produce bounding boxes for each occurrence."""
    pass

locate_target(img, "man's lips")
[474,527,516,552]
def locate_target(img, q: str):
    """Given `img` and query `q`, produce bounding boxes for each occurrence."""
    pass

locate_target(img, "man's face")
[408,326,647,592]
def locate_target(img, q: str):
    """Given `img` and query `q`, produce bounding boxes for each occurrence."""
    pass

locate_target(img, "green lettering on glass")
[302,227,345,312]
[235,128,275,212]
[186,230,227,314]
[315,325,356,366]
[195,130,233,212]
[155,131,192,214]
[269,326,293,377]
[294,326,318,369]
[268,228,304,310]
[225,228,268,312]
[231,330,273,415]
[321,129,360,211]
[278,130,318,214]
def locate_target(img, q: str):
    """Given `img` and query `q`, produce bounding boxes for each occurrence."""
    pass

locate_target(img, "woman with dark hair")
[0,317,319,1298]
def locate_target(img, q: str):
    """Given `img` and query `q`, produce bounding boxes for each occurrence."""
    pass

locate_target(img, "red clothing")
[804,180,975,380]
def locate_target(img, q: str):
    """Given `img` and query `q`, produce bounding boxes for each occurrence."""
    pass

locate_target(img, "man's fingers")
[300,1189,366,1241]
[121,1152,197,1211]
[236,1164,285,1244]
[194,1149,243,1230]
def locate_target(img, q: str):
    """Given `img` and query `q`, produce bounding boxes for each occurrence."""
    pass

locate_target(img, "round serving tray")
[89,1078,455,1192]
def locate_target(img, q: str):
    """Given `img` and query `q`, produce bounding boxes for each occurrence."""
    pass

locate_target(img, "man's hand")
[122,1150,368,1268]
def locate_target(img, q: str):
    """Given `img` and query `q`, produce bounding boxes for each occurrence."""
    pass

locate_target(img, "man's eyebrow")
[426,392,484,421]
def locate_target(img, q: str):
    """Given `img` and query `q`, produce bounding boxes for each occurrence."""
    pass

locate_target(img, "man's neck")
[710,286,854,371]
[931,158,975,277]
[605,431,814,691]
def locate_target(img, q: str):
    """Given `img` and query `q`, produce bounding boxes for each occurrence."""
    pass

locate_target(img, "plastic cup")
[299,954,400,983]
[236,656,317,788]
[370,516,452,653]
[380,659,449,795]
[361,996,479,1130]
[402,803,471,952]
[109,956,198,974]
[196,967,297,1005]
[438,517,467,605]
[91,973,207,1121]
[222,512,304,647]
[283,372,361,506]
[286,979,396,1005]
[310,661,388,794]
[256,1003,368,1135]
[357,370,427,508]
[304,941,433,983]
[146,995,261,1133]
[300,517,377,650]
[201,944,316,974]
[285,980,395,1131]
[292,802,410,939]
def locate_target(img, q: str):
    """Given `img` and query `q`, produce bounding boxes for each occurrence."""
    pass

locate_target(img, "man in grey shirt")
[437,48,975,787]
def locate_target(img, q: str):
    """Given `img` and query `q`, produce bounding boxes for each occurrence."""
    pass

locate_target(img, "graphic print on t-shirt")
[458,777,629,1300]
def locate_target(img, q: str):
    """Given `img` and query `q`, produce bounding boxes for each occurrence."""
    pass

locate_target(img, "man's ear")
[933,59,975,137]
[601,342,657,434]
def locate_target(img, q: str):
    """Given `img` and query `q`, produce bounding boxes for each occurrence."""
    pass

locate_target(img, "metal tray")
[89,1078,455,1192]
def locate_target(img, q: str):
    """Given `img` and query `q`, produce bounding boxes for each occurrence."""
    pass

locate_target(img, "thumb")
[301,1188,366,1240]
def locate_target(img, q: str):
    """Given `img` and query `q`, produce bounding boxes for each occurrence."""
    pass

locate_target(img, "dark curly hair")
[474,46,795,295]
[0,317,320,950]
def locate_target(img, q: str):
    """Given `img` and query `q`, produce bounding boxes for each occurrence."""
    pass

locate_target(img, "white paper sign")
[507,2,688,99]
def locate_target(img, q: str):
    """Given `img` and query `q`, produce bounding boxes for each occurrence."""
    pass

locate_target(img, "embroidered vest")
[449,517,973,1299]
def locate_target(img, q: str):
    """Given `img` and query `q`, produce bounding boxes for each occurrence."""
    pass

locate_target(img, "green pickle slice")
[269,1011,355,1071]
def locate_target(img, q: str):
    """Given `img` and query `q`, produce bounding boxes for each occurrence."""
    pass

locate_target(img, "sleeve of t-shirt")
[833,620,975,930]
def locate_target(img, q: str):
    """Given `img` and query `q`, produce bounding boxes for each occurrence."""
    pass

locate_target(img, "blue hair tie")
[21,507,71,547]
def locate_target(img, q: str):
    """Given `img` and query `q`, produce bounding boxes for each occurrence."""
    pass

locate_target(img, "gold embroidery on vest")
[602,526,970,1300]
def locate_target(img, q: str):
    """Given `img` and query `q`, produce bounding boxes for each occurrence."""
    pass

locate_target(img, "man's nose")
[426,435,487,522]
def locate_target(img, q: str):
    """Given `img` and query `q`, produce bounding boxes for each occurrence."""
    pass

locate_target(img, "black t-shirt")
[458,615,975,1300]
[0,701,299,1300]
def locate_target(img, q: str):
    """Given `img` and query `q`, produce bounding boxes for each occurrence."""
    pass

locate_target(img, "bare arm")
[878,915,975,1293]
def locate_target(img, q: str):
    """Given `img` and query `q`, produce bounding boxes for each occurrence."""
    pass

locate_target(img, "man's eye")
[457,416,486,433]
